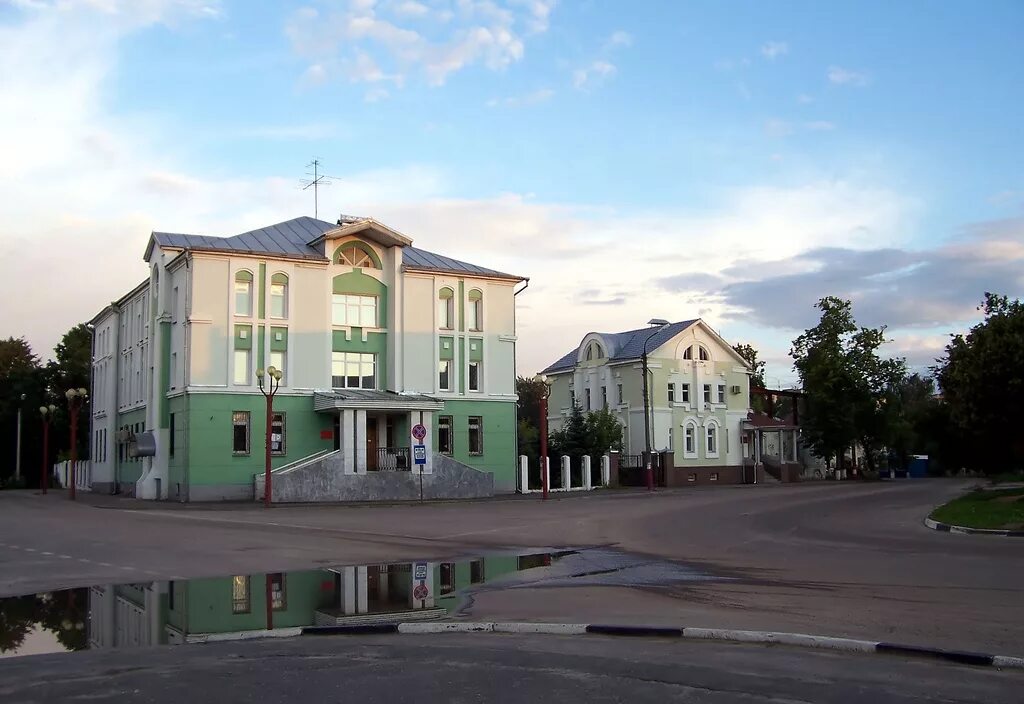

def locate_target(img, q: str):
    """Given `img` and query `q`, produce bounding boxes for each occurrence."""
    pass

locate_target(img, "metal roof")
[541,319,700,375]
[151,216,336,261]
[313,390,444,411]
[403,246,523,281]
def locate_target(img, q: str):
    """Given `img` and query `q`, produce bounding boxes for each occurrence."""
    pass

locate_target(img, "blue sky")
[1,0,1022,385]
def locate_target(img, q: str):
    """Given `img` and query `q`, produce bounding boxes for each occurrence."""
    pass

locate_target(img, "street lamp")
[533,374,552,501]
[257,366,283,508]
[65,388,87,501]
[15,393,25,484]
[39,404,57,494]
[641,318,670,491]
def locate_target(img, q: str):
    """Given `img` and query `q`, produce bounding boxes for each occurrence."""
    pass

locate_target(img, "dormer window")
[585,341,604,361]
[335,242,380,269]
[699,346,710,361]
[683,346,693,360]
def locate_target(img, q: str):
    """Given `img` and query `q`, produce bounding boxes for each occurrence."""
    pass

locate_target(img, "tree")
[0,337,45,485]
[935,293,1024,473]
[45,324,91,396]
[585,406,623,458]
[732,343,766,389]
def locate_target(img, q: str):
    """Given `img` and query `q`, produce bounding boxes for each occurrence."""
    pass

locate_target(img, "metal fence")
[374,447,411,471]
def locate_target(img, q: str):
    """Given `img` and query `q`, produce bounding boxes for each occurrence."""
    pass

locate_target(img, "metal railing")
[373,447,411,471]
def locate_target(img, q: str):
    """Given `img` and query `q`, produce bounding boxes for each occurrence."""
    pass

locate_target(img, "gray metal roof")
[541,319,700,374]
[151,216,336,261]
[313,389,444,411]
[403,246,523,281]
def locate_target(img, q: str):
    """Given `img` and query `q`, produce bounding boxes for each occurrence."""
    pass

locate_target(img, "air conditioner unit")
[730,385,741,395]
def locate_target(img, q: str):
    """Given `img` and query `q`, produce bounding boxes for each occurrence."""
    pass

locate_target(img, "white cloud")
[605,30,632,48]
[760,40,788,59]
[764,119,838,137]
[803,120,836,131]
[827,65,870,86]
[364,86,391,102]
[573,59,615,89]
[285,0,551,88]
[486,87,554,107]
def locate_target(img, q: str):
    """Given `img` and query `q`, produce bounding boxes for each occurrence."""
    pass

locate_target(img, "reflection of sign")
[413,444,427,465]
[413,582,429,600]
[320,430,333,440]
[414,562,428,580]
[412,424,427,441]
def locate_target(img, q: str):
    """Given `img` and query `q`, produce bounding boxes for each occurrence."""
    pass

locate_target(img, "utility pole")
[300,159,334,220]
[15,394,25,482]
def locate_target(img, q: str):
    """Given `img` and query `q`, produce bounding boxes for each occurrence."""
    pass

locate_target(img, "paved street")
[1,480,1022,653]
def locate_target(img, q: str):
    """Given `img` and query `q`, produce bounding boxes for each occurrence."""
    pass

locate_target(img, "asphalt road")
[1,632,1021,704]
[1,480,1022,653]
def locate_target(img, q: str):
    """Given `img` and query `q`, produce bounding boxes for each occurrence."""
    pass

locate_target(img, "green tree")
[935,293,1024,473]
[732,343,766,389]
[0,337,46,485]
[585,406,623,458]
[43,323,93,461]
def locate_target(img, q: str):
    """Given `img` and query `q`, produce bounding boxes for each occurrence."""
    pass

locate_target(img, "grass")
[931,488,1024,530]
[989,471,1024,485]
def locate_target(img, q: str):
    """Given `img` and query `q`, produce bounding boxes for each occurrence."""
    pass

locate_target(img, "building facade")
[89,215,525,501]
[541,320,752,481]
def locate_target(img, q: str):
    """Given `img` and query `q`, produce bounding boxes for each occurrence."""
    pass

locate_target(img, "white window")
[171,286,179,323]
[680,383,690,403]
[270,278,288,319]
[706,423,719,458]
[233,349,250,385]
[668,383,675,403]
[439,290,455,329]
[683,346,693,360]
[699,346,710,361]
[332,294,377,327]
[234,272,253,317]
[469,361,482,391]
[270,351,286,383]
[468,292,483,331]
[601,386,607,408]
[717,384,726,404]
[684,423,696,457]
[438,360,452,391]
[332,352,375,389]
[667,427,674,451]
[585,388,591,411]
[703,384,712,404]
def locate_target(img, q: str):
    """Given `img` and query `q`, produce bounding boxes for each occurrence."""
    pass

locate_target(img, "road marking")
[78,558,92,563]
[98,562,114,567]
[41,551,54,556]
[118,566,135,571]
[58,555,72,559]
[24,548,36,552]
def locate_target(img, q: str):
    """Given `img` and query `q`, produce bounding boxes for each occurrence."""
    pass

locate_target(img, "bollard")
[582,456,592,490]
[561,456,571,491]
[519,455,529,493]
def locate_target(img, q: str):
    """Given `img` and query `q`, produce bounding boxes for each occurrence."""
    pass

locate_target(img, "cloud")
[285,0,552,88]
[803,120,836,131]
[573,59,615,89]
[364,86,390,102]
[797,93,814,104]
[236,123,340,140]
[605,30,632,48]
[827,65,870,86]
[761,41,788,59]
[764,119,838,137]
[486,87,554,107]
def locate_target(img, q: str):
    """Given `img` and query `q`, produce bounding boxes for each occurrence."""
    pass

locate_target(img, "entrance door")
[366,417,378,470]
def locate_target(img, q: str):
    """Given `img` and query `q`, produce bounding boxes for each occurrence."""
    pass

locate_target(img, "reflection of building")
[87,215,526,502]
[86,556,530,645]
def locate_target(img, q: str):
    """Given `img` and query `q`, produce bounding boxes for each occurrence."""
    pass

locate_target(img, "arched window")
[684,422,697,457]
[585,341,604,361]
[468,289,483,331]
[234,271,253,317]
[438,287,454,329]
[335,242,381,269]
[270,273,288,319]
[682,346,693,360]
[705,422,719,458]
[699,346,710,361]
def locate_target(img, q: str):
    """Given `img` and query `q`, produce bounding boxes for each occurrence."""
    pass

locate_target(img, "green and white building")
[541,320,754,484]
[88,215,526,501]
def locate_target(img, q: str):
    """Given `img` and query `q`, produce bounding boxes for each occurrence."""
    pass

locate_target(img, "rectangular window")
[438,415,453,455]
[468,298,482,331]
[681,383,690,403]
[617,383,623,404]
[331,352,376,389]
[271,412,286,456]
[232,575,250,613]
[668,383,675,403]
[169,413,175,458]
[270,351,285,384]
[468,361,481,391]
[570,390,576,407]
[170,352,177,389]
[688,473,696,483]
[171,286,178,323]
[270,283,287,319]
[234,349,250,385]
[439,297,454,329]
[232,411,250,455]
[710,472,719,482]
[585,388,591,411]
[440,563,455,595]
[601,386,607,408]
[667,427,674,451]
[235,281,252,317]
[470,559,485,584]
[717,384,726,404]
[270,573,286,611]
[707,426,718,455]
[468,416,483,455]
[331,294,377,328]
[703,384,712,404]
[438,360,452,391]
[685,425,695,454]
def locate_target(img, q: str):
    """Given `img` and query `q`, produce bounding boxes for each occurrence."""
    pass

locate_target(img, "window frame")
[705,422,719,458]
[232,575,250,614]
[271,412,286,456]
[717,384,726,404]
[684,422,697,458]
[682,346,693,360]
[269,573,287,611]
[468,416,484,456]
[439,563,455,595]
[699,346,710,361]
[680,383,690,403]
[233,348,251,386]
[617,383,623,404]
[468,290,483,331]
[269,350,286,384]
[601,386,607,408]
[269,277,288,319]
[468,360,481,392]
[232,411,251,456]
[438,415,453,455]
[470,559,485,584]
[703,384,712,405]
[331,351,376,390]
[668,383,675,404]
[234,272,253,317]
[438,359,452,392]
[438,288,455,330]
[585,388,591,411]
[331,293,378,328]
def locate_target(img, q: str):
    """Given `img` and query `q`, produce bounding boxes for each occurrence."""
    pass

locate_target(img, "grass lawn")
[931,488,1024,530]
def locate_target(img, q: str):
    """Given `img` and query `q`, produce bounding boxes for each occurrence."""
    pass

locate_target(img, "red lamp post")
[65,388,87,501]
[535,374,551,501]
[39,404,56,494]
[257,366,283,508]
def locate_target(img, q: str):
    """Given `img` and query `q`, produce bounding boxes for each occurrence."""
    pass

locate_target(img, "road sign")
[413,582,429,600]
[414,562,428,580]
[413,444,427,465]
[411,423,427,441]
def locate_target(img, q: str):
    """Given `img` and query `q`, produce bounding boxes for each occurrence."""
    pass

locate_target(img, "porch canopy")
[314,389,444,412]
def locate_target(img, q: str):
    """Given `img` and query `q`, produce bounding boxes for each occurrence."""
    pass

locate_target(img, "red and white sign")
[411,424,427,441]
[413,582,430,600]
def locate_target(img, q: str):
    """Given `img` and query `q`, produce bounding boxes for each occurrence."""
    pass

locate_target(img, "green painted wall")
[331,330,388,389]
[115,407,147,484]
[167,395,187,494]
[435,399,516,485]
[257,262,266,319]
[183,393,333,488]
[257,325,266,371]
[439,336,454,360]
[458,338,466,393]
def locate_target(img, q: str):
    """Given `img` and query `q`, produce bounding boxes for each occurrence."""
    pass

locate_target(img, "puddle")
[0,548,724,659]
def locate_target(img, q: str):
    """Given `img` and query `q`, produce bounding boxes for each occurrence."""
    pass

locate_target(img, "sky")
[1,0,1022,386]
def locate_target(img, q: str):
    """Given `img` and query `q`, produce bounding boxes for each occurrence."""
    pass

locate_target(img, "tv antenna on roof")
[300,159,337,220]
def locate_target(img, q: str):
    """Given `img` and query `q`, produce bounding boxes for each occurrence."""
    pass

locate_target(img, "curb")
[924,517,1024,537]
[299,622,1024,670]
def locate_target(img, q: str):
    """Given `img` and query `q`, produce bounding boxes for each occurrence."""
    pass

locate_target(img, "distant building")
[88,215,526,501]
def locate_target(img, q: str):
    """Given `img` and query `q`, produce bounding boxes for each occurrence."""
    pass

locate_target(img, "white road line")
[58,555,72,559]
[78,558,91,563]
[41,551,54,556]
[118,566,135,571]
[24,548,36,552]
[98,562,114,567]
[9,545,19,550]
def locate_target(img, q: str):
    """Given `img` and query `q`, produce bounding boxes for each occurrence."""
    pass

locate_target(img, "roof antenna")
[300,158,335,220]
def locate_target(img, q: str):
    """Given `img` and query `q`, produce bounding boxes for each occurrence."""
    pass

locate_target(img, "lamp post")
[15,393,25,483]
[641,319,670,491]
[39,404,56,494]
[257,366,283,508]
[533,374,552,501]
[65,388,87,500]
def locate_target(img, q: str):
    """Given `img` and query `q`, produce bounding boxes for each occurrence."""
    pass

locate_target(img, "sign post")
[413,562,430,604]
[412,418,427,502]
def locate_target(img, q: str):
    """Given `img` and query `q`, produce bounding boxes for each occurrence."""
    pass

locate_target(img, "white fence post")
[519,455,530,493]
[601,455,610,486]
[560,456,571,490]
[543,456,550,492]
[582,456,592,490]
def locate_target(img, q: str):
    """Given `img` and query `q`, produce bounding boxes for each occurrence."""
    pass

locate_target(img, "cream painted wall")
[400,274,435,395]
[189,256,229,387]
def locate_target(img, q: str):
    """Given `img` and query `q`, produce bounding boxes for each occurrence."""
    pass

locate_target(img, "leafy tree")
[585,406,623,458]
[732,343,766,389]
[45,323,91,396]
[935,293,1024,473]
[549,403,589,460]
[0,337,46,485]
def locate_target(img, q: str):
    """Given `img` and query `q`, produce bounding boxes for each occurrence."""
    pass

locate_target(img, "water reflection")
[0,589,88,658]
